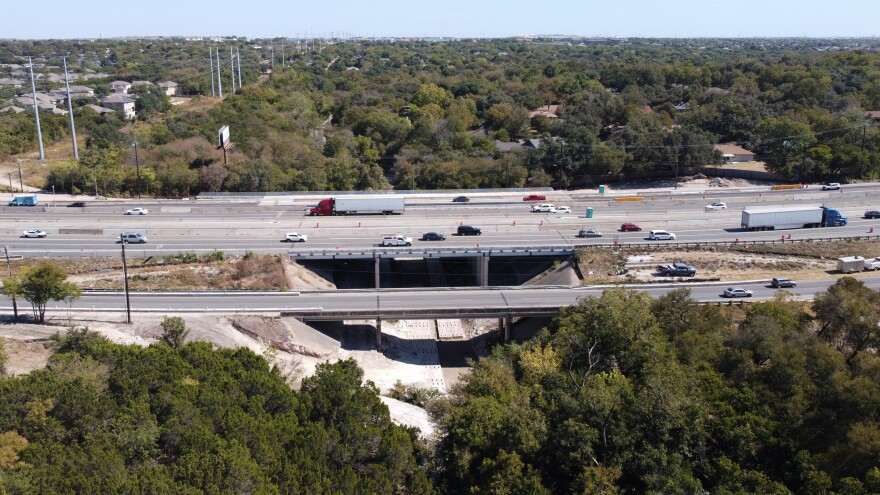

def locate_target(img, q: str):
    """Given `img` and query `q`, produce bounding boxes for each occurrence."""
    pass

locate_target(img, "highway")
[1,184,879,257]
[9,276,880,316]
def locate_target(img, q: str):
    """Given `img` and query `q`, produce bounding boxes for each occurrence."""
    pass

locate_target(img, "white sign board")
[218,125,230,148]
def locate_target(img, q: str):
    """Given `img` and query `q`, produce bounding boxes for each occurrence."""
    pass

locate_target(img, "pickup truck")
[657,262,697,277]
[864,257,880,271]
[381,234,412,247]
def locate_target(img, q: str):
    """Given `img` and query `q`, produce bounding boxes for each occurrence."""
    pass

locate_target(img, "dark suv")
[457,225,481,236]
[770,277,797,288]
[864,210,880,219]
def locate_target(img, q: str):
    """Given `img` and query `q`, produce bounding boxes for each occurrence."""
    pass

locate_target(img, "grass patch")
[575,247,628,284]
[725,239,880,260]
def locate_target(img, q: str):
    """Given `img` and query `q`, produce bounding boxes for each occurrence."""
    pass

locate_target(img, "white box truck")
[837,256,866,273]
[309,196,405,215]
[741,206,847,230]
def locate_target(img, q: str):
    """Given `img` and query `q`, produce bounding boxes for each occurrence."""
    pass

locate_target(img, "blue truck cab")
[822,207,847,226]
[8,195,37,206]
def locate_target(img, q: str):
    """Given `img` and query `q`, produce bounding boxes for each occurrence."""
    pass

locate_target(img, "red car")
[523,194,547,201]
[619,223,642,232]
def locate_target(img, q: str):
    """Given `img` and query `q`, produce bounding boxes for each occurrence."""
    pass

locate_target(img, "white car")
[284,232,308,243]
[556,206,572,214]
[531,203,557,213]
[648,230,676,240]
[722,287,753,298]
[822,182,841,191]
[21,229,47,238]
[705,202,727,210]
[125,208,148,215]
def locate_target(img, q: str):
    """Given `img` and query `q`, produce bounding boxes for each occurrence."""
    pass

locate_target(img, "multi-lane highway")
[1,184,879,257]
[7,276,880,316]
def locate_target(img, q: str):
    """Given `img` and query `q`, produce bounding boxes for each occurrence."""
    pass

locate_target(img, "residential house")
[14,92,62,109]
[108,80,132,93]
[83,103,115,116]
[714,143,756,163]
[865,110,880,121]
[158,81,179,96]
[101,93,136,119]
[0,106,25,114]
[523,139,543,149]
[0,78,24,89]
[131,80,153,88]
[706,87,730,96]
[673,102,690,112]
[49,85,95,101]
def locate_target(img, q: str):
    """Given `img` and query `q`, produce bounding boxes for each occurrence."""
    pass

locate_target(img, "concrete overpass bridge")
[289,245,575,287]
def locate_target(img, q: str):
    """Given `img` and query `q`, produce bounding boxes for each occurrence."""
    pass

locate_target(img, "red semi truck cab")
[309,198,334,216]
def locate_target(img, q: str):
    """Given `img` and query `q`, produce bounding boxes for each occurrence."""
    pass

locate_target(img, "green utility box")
[586,207,593,218]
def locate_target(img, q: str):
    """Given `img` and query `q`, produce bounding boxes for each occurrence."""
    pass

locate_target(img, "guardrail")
[288,245,576,259]
[580,234,880,250]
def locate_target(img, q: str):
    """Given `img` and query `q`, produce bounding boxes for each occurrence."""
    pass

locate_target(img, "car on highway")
[576,228,602,238]
[556,206,572,214]
[531,203,557,213]
[125,207,148,215]
[21,229,47,238]
[523,194,546,201]
[648,230,676,240]
[864,210,880,219]
[457,225,481,236]
[722,287,753,298]
[119,232,147,244]
[619,223,642,232]
[657,262,697,277]
[822,182,841,191]
[67,201,86,208]
[770,277,797,288]
[452,196,470,203]
[705,202,727,210]
[283,232,308,242]
[420,232,446,241]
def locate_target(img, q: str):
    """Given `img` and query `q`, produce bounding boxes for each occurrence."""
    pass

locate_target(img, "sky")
[3,0,879,39]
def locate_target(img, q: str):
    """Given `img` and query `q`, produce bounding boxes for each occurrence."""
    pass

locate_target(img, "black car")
[770,277,797,288]
[421,232,446,241]
[452,196,470,203]
[68,201,86,207]
[864,210,880,219]
[457,225,481,236]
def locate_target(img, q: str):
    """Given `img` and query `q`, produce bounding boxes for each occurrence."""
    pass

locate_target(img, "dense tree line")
[432,280,880,494]
[6,38,880,195]
[0,330,433,494]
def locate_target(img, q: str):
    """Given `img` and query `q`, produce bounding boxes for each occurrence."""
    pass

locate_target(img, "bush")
[160,316,188,348]
[203,250,225,262]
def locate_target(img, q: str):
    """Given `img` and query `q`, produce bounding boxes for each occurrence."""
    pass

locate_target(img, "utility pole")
[271,45,275,71]
[94,178,98,198]
[119,234,132,324]
[209,47,215,97]
[230,47,236,95]
[17,160,23,192]
[281,39,285,69]
[132,141,141,199]
[62,57,79,160]
[28,57,45,162]
[4,246,18,322]
[237,47,242,88]
[216,47,223,98]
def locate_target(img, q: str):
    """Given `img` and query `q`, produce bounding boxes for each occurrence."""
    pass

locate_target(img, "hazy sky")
[4,0,878,39]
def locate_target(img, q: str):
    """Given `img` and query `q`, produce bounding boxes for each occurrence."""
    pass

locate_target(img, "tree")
[813,277,880,363]
[160,317,189,348]
[2,262,81,323]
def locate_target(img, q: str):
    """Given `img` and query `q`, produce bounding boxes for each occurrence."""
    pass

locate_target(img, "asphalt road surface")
[2,185,879,257]
[7,276,880,315]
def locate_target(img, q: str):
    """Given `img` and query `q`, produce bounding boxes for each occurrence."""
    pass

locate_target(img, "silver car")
[722,287,753,298]
[576,228,602,238]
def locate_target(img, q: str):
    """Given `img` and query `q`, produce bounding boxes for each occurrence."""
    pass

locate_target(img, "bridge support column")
[503,316,512,342]
[375,319,383,348]
[475,255,490,286]
[374,256,381,289]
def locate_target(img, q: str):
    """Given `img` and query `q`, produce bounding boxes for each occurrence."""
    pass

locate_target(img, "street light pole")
[51,185,55,207]
[132,141,141,199]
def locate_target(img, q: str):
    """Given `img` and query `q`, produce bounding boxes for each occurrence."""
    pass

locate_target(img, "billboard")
[218,125,230,148]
